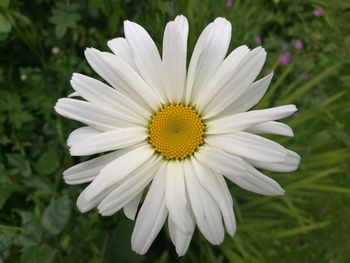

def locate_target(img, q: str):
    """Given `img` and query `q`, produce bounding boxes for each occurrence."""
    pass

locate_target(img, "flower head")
[254,35,262,45]
[294,39,303,50]
[55,15,300,256]
[313,8,323,17]
[226,0,233,8]
[279,51,292,65]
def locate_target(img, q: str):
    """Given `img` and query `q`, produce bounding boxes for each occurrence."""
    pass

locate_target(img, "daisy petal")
[69,127,147,156]
[71,73,150,120]
[227,164,285,196]
[165,161,193,232]
[185,17,232,104]
[124,20,166,102]
[131,163,168,255]
[54,98,137,130]
[206,105,297,134]
[162,15,188,103]
[107,37,137,70]
[83,144,154,202]
[123,191,143,220]
[97,156,160,216]
[84,48,160,111]
[192,158,236,235]
[63,151,123,185]
[184,159,225,245]
[67,126,100,147]
[168,217,194,256]
[195,145,247,177]
[201,47,267,119]
[216,72,273,116]
[205,132,288,162]
[246,150,300,172]
[247,121,294,137]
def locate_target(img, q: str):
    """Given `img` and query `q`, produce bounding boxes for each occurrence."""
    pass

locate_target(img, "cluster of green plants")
[0,0,349,262]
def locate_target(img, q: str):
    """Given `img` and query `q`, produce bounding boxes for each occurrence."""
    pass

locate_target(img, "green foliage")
[0,0,349,263]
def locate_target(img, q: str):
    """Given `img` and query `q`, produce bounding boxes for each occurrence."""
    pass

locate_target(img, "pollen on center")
[148,104,206,160]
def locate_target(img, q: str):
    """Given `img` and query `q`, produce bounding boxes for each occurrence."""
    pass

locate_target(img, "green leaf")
[34,150,60,175]
[20,245,56,263]
[0,186,13,209]
[42,196,71,235]
[0,14,11,33]
[0,0,10,8]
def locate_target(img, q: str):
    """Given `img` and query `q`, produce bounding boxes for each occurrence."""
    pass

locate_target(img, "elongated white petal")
[63,150,124,185]
[83,144,154,202]
[195,144,247,177]
[184,159,225,245]
[54,98,136,130]
[194,45,250,107]
[165,161,193,233]
[246,150,300,172]
[168,217,194,256]
[201,47,267,119]
[206,105,297,135]
[131,163,168,254]
[217,72,273,116]
[247,121,294,137]
[185,17,232,104]
[68,91,79,97]
[71,73,150,120]
[123,191,143,220]
[97,156,161,216]
[162,15,188,103]
[205,132,288,162]
[67,126,101,147]
[69,127,147,156]
[76,185,108,213]
[227,164,285,196]
[192,158,236,235]
[84,48,160,111]
[124,20,166,102]
[107,37,137,70]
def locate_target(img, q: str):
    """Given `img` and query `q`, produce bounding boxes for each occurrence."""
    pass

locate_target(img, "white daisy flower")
[54,15,300,256]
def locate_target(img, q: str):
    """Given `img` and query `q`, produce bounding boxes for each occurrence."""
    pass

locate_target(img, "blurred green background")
[0,0,349,262]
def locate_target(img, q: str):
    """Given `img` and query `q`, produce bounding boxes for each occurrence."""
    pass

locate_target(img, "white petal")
[206,105,297,135]
[185,17,232,104]
[168,217,194,256]
[123,191,143,220]
[194,144,247,177]
[97,156,161,216]
[192,158,236,235]
[84,48,160,111]
[83,143,154,202]
[162,15,188,103]
[124,20,166,103]
[71,73,150,120]
[69,127,147,156]
[194,45,250,107]
[165,161,193,232]
[217,72,273,116]
[76,186,108,213]
[227,164,285,196]
[107,37,137,70]
[201,47,267,119]
[205,132,288,162]
[184,159,225,245]
[68,91,79,97]
[63,150,123,185]
[67,126,101,147]
[131,163,168,255]
[54,98,137,130]
[247,121,294,137]
[246,150,300,172]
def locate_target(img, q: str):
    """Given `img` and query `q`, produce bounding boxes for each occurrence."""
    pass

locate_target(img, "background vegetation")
[0,0,349,262]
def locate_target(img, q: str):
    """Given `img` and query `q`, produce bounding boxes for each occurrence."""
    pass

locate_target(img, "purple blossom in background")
[255,35,262,45]
[294,39,303,50]
[292,111,300,118]
[313,8,323,17]
[226,0,232,8]
[279,51,291,65]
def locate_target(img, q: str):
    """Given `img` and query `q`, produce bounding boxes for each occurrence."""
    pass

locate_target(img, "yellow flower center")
[148,104,205,160]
